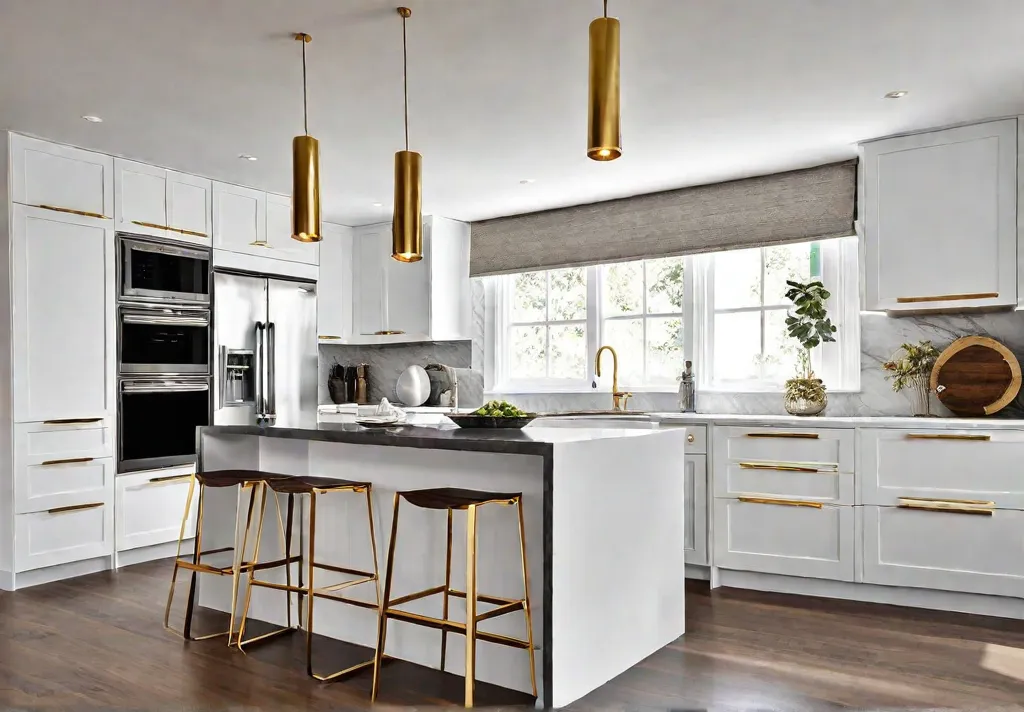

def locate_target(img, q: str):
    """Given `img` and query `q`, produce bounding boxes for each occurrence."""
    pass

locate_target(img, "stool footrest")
[473,599,526,624]
[237,624,298,651]
[248,554,302,573]
[447,588,520,606]
[313,562,375,578]
[175,561,232,575]
[384,609,531,650]
[319,575,376,593]
[387,584,446,608]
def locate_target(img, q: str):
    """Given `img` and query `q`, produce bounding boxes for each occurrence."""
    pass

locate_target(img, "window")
[488,236,859,393]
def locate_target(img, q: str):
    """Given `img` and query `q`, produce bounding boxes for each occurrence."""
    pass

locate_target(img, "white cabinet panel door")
[166,170,212,244]
[317,222,354,340]
[12,205,113,422]
[862,119,1017,311]
[213,182,265,253]
[14,500,114,572]
[353,224,388,335]
[114,159,167,238]
[713,498,855,581]
[862,505,1024,599]
[11,134,114,218]
[116,468,197,552]
[15,457,114,515]
[266,193,319,265]
[684,454,708,567]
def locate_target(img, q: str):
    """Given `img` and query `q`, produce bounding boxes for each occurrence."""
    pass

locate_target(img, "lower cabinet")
[684,454,708,566]
[15,500,113,572]
[861,505,1024,599]
[115,468,198,552]
[713,498,855,581]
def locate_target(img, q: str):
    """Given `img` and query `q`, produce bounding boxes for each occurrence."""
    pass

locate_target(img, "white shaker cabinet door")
[862,119,1017,312]
[11,134,114,219]
[12,205,113,422]
[684,454,708,567]
[213,182,266,254]
[116,468,197,552]
[352,224,388,336]
[114,158,168,238]
[166,170,212,245]
[265,193,319,265]
[317,222,354,340]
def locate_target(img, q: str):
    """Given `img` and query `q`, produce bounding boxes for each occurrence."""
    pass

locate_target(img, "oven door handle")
[266,322,277,423]
[122,313,210,328]
[122,381,210,394]
[254,322,266,421]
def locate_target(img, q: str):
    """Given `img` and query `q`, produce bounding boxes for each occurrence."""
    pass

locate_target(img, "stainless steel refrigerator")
[213,272,317,428]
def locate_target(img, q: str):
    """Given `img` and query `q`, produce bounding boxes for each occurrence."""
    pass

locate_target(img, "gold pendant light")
[587,0,621,161]
[392,7,422,262]
[292,32,322,242]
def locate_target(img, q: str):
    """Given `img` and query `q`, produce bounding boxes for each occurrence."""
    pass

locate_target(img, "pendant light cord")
[603,0,608,17]
[402,13,409,151]
[301,37,309,136]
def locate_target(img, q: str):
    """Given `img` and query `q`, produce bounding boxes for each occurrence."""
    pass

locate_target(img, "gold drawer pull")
[738,462,824,473]
[745,432,819,439]
[43,417,103,425]
[131,220,171,231]
[37,204,110,220]
[896,292,998,304]
[738,496,823,509]
[47,502,104,514]
[132,220,209,238]
[148,474,193,484]
[319,335,342,340]
[898,497,994,515]
[905,433,991,442]
[40,457,94,466]
[171,226,208,238]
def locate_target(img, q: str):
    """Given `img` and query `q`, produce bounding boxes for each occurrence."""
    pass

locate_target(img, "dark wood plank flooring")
[2,559,1024,709]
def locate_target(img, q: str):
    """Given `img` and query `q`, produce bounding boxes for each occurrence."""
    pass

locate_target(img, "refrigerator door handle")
[254,322,265,422]
[266,321,277,423]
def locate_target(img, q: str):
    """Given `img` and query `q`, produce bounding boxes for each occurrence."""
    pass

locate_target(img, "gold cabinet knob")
[687,433,695,443]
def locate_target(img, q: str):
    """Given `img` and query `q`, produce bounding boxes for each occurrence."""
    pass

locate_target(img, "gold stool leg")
[305,492,317,677]
[279,491,294,629]
[371,493,402,702]
[464,503,478,708]
[228,482,261,646]
[365,485,382,624]
[440,507,453,672]
[164,475,198,634]
[516,497,538,698]
[182,483,207,640]
[235,484,268,650]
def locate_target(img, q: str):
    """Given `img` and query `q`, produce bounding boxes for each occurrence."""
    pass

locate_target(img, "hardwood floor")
[2,560,1024,709]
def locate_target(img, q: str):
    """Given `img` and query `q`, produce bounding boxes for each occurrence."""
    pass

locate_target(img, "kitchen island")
[194,423,687,708]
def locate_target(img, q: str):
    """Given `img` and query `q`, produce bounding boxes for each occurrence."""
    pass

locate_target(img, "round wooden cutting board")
[930,336,1022,416]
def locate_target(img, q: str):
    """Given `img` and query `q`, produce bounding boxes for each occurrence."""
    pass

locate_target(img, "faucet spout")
[595,345,631,411]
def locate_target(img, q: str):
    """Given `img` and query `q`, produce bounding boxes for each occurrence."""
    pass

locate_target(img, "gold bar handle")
[170,226,208,238]
[745,432,820,439]
[37,204,110,220]
[148,474,193,484]
[738,496,823,509]
[896,292,999,304]
[738,462,825,473]
[898,497,994,515]
[319,335,342,340]
[905,433,991,441]
[40,457,94,466]
[131,220,172,231]
[47,502,104,514]
[43,417,103,425]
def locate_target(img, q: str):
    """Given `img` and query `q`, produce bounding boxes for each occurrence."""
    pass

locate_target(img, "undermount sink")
[537,410,649,417]
[530,412,658,429]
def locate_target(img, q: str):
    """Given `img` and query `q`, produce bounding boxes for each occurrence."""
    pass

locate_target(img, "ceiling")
[2,0,1024,226]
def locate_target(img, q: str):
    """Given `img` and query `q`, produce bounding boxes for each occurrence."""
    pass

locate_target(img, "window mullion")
[759,248,767,381]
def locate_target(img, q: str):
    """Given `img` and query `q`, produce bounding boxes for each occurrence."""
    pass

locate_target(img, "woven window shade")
[470,160,856,277]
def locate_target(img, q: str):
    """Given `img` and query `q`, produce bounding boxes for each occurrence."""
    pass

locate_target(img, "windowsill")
[488,386,863,396]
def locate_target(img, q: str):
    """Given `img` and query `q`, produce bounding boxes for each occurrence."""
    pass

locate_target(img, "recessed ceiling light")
[884,90,909,99]
[372,202,383,207]
[519,178,536,184]
[238,154,258,161]
[81,115,103,123]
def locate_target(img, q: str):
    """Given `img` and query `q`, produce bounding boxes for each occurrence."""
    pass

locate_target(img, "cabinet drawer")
[116,467,197,552]
[14,419,113,466]
[684,454,708,566]
[714,426,854,470]
[861,505,1024,598]
[713,498,854,581]
[714,460,853,504]
[15,456,113,514]
[859,429,1024,508]
[14,500,113,572]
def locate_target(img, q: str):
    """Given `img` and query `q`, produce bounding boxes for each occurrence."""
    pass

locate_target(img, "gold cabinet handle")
[47,502,104,514]
[37,204,110,220]
[905,433,991,442]
[148,474,193,484]
[132,220,170,231]
[738,462,826,473]
[737,496,823,509]
[686,433,695,443]
[319,335,342,340]
[745,432,819,439]
[43,417,103,425]
[898,497,994,515]
[132,220,209,238]
[40,457,94,466]
[896,292,999,304]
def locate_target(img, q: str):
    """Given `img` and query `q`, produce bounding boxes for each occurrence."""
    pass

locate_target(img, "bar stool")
[163,469,299,645]
[371,487,536,708]
[237,475,382,682]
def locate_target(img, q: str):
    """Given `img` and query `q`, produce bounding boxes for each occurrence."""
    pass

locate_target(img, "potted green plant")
[882,340,940,416]
[783,280,837,415]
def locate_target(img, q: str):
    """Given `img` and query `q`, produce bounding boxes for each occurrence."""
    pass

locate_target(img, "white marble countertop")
[650,412,1024,429]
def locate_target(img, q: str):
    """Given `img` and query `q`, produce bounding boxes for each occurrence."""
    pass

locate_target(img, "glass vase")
[909,375,931,417]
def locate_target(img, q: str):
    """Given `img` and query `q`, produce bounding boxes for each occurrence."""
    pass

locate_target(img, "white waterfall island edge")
[194,424,688,708]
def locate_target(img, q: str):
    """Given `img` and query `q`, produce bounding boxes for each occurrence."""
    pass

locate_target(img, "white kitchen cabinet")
[265,193,319,265]
[14,419,114,514]
[10,134,113,219]
[115,467,197,552]
[11,205,113,422]
[116,160,212,245]
[213,181,266,254]
[861,119,1018,312]
[684,454,708,566]
[14,499,113,572]
[714,498,855,581]
[351,216,471,341]
[317,222,354,340]
[861,505,1024,599]
[166,170,212,243]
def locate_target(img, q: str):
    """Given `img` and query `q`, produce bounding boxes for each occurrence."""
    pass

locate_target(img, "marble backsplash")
[319,341,482,408]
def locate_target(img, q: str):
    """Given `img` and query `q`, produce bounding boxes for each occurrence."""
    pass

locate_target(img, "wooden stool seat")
[265,475,370,494]
[399,487,519,510]
[195,469,292,487]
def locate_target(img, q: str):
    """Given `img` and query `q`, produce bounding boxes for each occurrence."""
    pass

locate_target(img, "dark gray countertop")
[200,423,659,458]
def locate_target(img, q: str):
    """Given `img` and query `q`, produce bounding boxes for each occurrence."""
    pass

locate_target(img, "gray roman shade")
[470,160,857,277]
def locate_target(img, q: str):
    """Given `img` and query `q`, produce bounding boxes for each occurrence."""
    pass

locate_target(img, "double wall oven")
[117,234,211,472]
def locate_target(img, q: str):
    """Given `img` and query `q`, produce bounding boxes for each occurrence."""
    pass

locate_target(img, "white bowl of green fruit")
[447,400,536,429]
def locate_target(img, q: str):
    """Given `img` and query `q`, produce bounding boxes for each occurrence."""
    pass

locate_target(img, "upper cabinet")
[114,159,211,245]
[10,134,113,220]
[348,216,471,342]
[265,193,319,265]
[212,183,318,266]
[861,119,1018,313]
[317,222,354,341]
